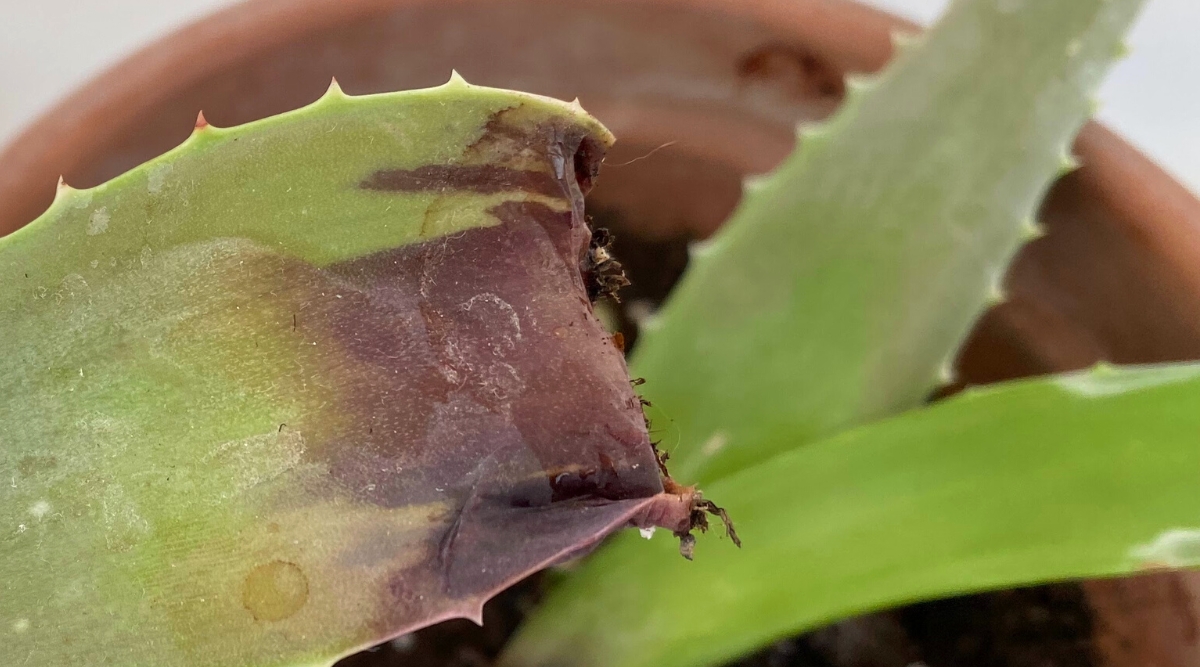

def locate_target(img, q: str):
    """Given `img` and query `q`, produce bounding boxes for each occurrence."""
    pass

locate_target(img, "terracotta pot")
[4,0,1199,665]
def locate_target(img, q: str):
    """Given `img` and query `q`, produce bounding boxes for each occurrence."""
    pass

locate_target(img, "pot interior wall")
[2,1,851,240]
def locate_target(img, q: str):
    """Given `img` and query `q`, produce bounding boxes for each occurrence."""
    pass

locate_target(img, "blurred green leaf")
[505,363,1200,667]
[632,0,1143,484]
[507,0,1151,665]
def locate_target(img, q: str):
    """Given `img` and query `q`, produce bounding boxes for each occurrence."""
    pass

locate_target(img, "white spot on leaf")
[639,527,656,539]
[200,429,306,498]
[12,618,29,633]
[147,162,173,194]
[700,432,729,458]
[87,207,110,236]
[1130,529,1200,568]
[1056,364,1200,398]
[29,501,51,519]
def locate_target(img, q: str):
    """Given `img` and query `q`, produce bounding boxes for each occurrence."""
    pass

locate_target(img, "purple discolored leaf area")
[287,108,685,646]
[0,84,726,667]
[322,170,666,631]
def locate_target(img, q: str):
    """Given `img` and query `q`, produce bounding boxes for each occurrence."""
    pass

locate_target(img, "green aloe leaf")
[504,362,1200,667]
[507,0,1151,665]
[1,78,671,667]
[633,0,1143,484]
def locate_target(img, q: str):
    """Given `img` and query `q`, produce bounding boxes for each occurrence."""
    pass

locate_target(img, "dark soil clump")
[899,583,1098,667]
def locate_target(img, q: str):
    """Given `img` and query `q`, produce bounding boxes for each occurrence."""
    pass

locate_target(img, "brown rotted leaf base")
[667,480,742,561]
[630,446,741,560]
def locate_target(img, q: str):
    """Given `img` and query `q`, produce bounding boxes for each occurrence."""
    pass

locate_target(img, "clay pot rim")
[0,0,904,200]
[4,0,1199,294]
[9,0,908,136]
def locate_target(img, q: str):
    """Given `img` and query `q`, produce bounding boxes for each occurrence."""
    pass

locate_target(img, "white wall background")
[1,0,1197,195]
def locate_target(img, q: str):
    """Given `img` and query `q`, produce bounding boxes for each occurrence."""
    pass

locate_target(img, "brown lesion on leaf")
[359,164,564,199]
[465,103,608,198]
[359,103,610,241]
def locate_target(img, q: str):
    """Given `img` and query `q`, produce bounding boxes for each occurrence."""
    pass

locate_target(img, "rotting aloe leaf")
[0,77,685,667]
[631,0,1145,484]
[504,362,1200,667]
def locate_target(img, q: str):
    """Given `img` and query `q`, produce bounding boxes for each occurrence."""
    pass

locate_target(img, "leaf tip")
[446,69,471,89]
[890,28,923,53]
[1129,529,1200,570]
[795,120,829,143]
[194,110,211,132]
[1058,151,1082,176]
[742,172,772,195]
[844,74,876,96]
[687,237,720,261]
[638,312,664,334]
[570,97,586,113]
[937,359,956,385]
[323,76,346,100]
[1020,218,1047,242]
[985,277,1007,307]
[625,298,663,336]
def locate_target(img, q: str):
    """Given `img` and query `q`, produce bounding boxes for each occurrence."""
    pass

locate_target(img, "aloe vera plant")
[0,78,724,667]
[3,0,1196,665]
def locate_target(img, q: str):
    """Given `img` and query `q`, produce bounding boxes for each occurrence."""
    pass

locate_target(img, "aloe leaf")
[0,78,668,667]
[633,0,1144,484]
[504,362,1200,667]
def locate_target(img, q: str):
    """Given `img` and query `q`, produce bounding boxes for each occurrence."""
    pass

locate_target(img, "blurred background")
[2,0,1197,195]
